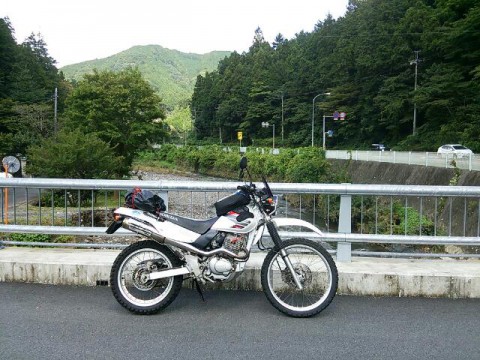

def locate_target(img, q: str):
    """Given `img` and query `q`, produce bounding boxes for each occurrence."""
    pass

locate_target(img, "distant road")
[1,283,479,360]
[327,150,480,171]
[0,186,39,225]
[1,186,31,208]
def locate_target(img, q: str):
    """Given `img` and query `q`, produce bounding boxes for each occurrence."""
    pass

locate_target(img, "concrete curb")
[1,247,479,298]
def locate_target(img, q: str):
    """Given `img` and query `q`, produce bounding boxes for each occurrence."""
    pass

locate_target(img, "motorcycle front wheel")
[261,238,338,318]
[110,240,183,314]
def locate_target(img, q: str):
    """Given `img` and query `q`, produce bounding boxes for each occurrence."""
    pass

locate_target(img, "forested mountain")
[0,17,175,176]
[61,46,230,109]
[191,0,480,151]
[2,0,479,158]
[0,17,68,156]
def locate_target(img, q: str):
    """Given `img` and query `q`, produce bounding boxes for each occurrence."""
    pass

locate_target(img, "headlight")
[262,195,278,215]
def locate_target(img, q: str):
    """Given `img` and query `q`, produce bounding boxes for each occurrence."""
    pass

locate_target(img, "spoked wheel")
[110,240,183,314]
[261,238,338,318]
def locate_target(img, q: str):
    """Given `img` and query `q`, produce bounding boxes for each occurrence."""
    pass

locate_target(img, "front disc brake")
[281,263,313,288]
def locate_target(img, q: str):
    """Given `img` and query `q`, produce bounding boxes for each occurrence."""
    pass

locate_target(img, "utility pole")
[409,50,420,136]
[192,108,197,140]
[281,92,284,143]
[53,87,58,134]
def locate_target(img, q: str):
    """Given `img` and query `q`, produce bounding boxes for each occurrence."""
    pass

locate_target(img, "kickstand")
[192,278,206,302]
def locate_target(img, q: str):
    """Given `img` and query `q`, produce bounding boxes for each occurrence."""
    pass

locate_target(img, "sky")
[2,0,349,67]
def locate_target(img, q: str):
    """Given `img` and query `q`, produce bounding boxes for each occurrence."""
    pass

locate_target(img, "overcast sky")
[2,0,349,67]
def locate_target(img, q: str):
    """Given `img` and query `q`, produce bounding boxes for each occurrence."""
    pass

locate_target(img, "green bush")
[9,233,51,243]
[393,206,436,236]
[197,146,220,172]
[27,129,125,179]
[135,146,333,183]
[52,235,76,243]
[214,150,241,176]
[286,148,329,183]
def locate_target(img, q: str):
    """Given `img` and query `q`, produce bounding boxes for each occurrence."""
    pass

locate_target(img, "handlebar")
[237,184,256,194]
[237,183,270,199]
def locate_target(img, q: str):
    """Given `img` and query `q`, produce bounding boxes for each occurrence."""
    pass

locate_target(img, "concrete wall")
[330,159,480,186]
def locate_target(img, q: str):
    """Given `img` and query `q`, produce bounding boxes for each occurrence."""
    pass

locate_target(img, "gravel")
[78,170,232,247]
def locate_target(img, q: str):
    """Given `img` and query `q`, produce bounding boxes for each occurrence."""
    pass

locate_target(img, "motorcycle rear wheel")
[110,240,183,314]
[261,238,338,318]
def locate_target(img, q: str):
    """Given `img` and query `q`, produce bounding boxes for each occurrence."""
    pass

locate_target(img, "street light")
[409,50,420,136]
[312,92,331,147]
[262,122,275,149]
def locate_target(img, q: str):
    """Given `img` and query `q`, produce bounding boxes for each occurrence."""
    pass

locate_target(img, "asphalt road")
[0,283,479,360]
[1,187,31,208]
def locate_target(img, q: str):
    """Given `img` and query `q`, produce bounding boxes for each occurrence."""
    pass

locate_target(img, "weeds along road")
[1,283,479,360]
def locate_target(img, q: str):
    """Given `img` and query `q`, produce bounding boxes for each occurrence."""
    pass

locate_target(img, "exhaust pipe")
[163,237,249,260]
[147,267,190,280]
[122,218,248,260]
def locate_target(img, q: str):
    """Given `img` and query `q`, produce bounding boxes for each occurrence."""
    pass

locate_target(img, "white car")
[437,144,473,158]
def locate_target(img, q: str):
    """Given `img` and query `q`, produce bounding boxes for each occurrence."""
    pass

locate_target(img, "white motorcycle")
[106,157,338,317]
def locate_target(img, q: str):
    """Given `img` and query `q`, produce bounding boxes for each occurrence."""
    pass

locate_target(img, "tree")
[190,0,480,151]
[0,17,17,99]
[165,106,192,144]
[27,129,124,179]
[0,22,67,156]
[64,68,167,167]
[272,33,286,49]
[11,32,59,103]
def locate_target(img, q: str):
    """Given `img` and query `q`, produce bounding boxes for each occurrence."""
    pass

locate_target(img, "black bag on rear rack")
[125,187,166,214]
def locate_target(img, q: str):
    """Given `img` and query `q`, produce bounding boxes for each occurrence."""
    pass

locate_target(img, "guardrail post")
[337,191,352,262]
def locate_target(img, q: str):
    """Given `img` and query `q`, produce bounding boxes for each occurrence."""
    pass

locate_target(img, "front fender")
[272,217,324,237]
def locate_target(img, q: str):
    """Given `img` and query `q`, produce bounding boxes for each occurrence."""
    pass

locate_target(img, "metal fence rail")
[326,150,480,171]
[1,178,480,262]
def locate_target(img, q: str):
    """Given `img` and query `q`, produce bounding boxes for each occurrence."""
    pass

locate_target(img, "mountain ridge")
[61,45,230,109]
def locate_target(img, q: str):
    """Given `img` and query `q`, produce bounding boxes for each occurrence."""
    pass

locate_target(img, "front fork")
[266,220,304,290]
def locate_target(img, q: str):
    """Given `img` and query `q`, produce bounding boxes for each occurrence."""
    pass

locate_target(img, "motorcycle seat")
[161,213,218,235]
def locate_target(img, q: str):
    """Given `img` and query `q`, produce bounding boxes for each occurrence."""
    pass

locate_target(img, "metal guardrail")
[326,150,480,171]
[1,178,480,261]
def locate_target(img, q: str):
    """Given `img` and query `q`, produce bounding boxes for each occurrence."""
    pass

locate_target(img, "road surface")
[1,283,479,359]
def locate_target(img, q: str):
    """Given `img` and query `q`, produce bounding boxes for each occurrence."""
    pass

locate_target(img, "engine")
[202,232,248,282]
[222,232,248,257]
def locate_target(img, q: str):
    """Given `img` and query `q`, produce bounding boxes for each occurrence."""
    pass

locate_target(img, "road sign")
[333,111,339,120]
[340,112,346,120]
[327,130,334,137]
[237,131,243,140]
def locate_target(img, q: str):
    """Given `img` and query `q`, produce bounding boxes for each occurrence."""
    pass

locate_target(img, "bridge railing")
[1,178,480,262]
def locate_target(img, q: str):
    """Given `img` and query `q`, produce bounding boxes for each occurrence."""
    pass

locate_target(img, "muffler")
[122,218,166,241]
